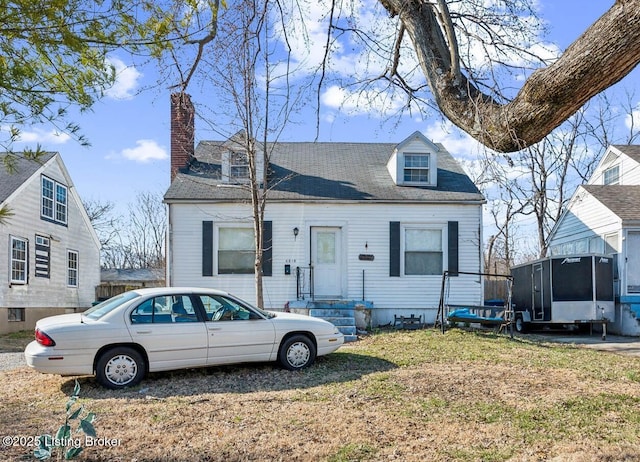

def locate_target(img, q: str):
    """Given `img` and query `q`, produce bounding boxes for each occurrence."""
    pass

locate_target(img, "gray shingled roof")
[0,152,56,204]
[165,140,484,203]
[612,145,640,163]
[583,185,640,222]
[101,268,165,283]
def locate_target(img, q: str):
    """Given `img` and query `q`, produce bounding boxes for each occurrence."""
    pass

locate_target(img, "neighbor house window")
[218,227,254,274]
[35,235,50,278]
[10,236,28,284]
[8,308,25,322]
[67,250,78,287]
[403,153,430,183]
[404,228,442,275]
[603,165,619,185]
[41,176,67,224]
[230,151,249,181]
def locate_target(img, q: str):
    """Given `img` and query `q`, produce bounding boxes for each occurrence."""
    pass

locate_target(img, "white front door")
[627,231,640,294]
[311,227,342,298]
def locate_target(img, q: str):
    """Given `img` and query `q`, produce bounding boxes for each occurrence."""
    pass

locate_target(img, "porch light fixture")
[293,227,299,240]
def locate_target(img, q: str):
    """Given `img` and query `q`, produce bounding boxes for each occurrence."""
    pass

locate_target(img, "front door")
[311,227,342,298]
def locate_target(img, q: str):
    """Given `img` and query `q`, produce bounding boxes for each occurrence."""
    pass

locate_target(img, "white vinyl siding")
[0,154,101,327]
[168,201,482,319]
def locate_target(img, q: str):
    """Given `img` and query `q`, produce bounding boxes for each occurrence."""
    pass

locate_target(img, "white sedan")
[25,287,344,389]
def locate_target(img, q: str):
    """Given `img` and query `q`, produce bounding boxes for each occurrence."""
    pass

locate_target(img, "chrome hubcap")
[105,354,138,385]
[286,342,310,368]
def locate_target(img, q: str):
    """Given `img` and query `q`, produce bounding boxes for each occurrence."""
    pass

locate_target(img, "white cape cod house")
[164,94,486,330]
[0,152,100,334]
[548,145,640,335]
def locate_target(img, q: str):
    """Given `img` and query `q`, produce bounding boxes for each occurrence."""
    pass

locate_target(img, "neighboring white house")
[164,94,486,327]
[548,144,640,335]
[0,152,101,334]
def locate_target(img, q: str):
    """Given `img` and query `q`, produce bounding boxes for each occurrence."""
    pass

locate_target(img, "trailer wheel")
[515,315,528,334]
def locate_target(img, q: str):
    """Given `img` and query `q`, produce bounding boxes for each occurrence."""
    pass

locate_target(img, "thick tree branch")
[379,0,640,152]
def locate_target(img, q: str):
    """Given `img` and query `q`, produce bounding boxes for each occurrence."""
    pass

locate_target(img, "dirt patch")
[0,331,32,353]
[2,330,640,461]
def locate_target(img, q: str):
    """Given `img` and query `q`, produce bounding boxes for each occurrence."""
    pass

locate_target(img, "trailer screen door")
[533,263,544,321]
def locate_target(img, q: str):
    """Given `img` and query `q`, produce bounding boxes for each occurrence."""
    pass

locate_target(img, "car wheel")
[515,315,528,334]
[96,347,145,389]
[278,335,316,370]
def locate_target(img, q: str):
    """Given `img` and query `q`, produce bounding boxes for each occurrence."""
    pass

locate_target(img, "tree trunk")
[379,0,640,152]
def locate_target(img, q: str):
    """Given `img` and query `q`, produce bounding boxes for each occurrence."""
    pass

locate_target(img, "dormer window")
[387,131,439,187]
[404,153,430,183]
[229,151,249,181]
[603,165,619,185]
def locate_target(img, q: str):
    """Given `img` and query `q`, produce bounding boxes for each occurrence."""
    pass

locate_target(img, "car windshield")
[83,292,141,320]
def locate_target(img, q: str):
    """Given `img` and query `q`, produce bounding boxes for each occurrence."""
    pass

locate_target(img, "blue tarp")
[448,308,504,325]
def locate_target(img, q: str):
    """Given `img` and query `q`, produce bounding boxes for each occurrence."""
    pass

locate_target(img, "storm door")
[311,227,343,298]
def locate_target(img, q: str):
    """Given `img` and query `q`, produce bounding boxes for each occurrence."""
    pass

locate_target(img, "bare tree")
[169,0,307,307]
[479,88,640,263]
[85,193,166,269]
[83,199,121,250]
[376,0,640,152]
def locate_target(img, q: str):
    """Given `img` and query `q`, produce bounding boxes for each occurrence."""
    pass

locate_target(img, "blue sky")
[7,1,638,218]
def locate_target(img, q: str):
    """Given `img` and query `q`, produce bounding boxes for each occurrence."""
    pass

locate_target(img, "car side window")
[198,295,258,321]
[130,295,198,323]
[170,295,199,322]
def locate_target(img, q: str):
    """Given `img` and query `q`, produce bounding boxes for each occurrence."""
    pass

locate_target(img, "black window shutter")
[390,221,400,277]
[202,221,213,277]
[448,221,459,276]
[262,221,272,277]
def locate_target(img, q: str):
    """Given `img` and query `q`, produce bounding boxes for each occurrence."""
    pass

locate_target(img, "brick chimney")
[170,92,195,181]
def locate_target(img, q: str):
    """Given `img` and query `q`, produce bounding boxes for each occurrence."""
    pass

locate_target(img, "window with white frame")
[229,151,249,181]
[603,165,620,185]
[404,227,443,275]
[41,176,68,224]
[403,153,430,183]
[218,227,254,274]
[67,250,79,287]
[10,236,28,284]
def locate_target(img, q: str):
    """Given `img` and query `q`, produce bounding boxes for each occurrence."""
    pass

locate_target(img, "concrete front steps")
[287,299,373,342]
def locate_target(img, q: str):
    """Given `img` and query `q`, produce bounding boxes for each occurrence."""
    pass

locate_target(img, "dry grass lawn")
[1,329,640,461]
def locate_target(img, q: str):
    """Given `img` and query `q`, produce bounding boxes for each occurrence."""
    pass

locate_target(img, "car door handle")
[136,330,152,334]
[208,327,222,331]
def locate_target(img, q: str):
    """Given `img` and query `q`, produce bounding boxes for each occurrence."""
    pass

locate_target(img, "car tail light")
[35,328,56,347]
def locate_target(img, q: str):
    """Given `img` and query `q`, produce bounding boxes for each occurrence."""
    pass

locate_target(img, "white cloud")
[121,140,168,163]
[423,120,485,160]
[625,103,640,132]
[12,127,71,145]
[104,56,142,100]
